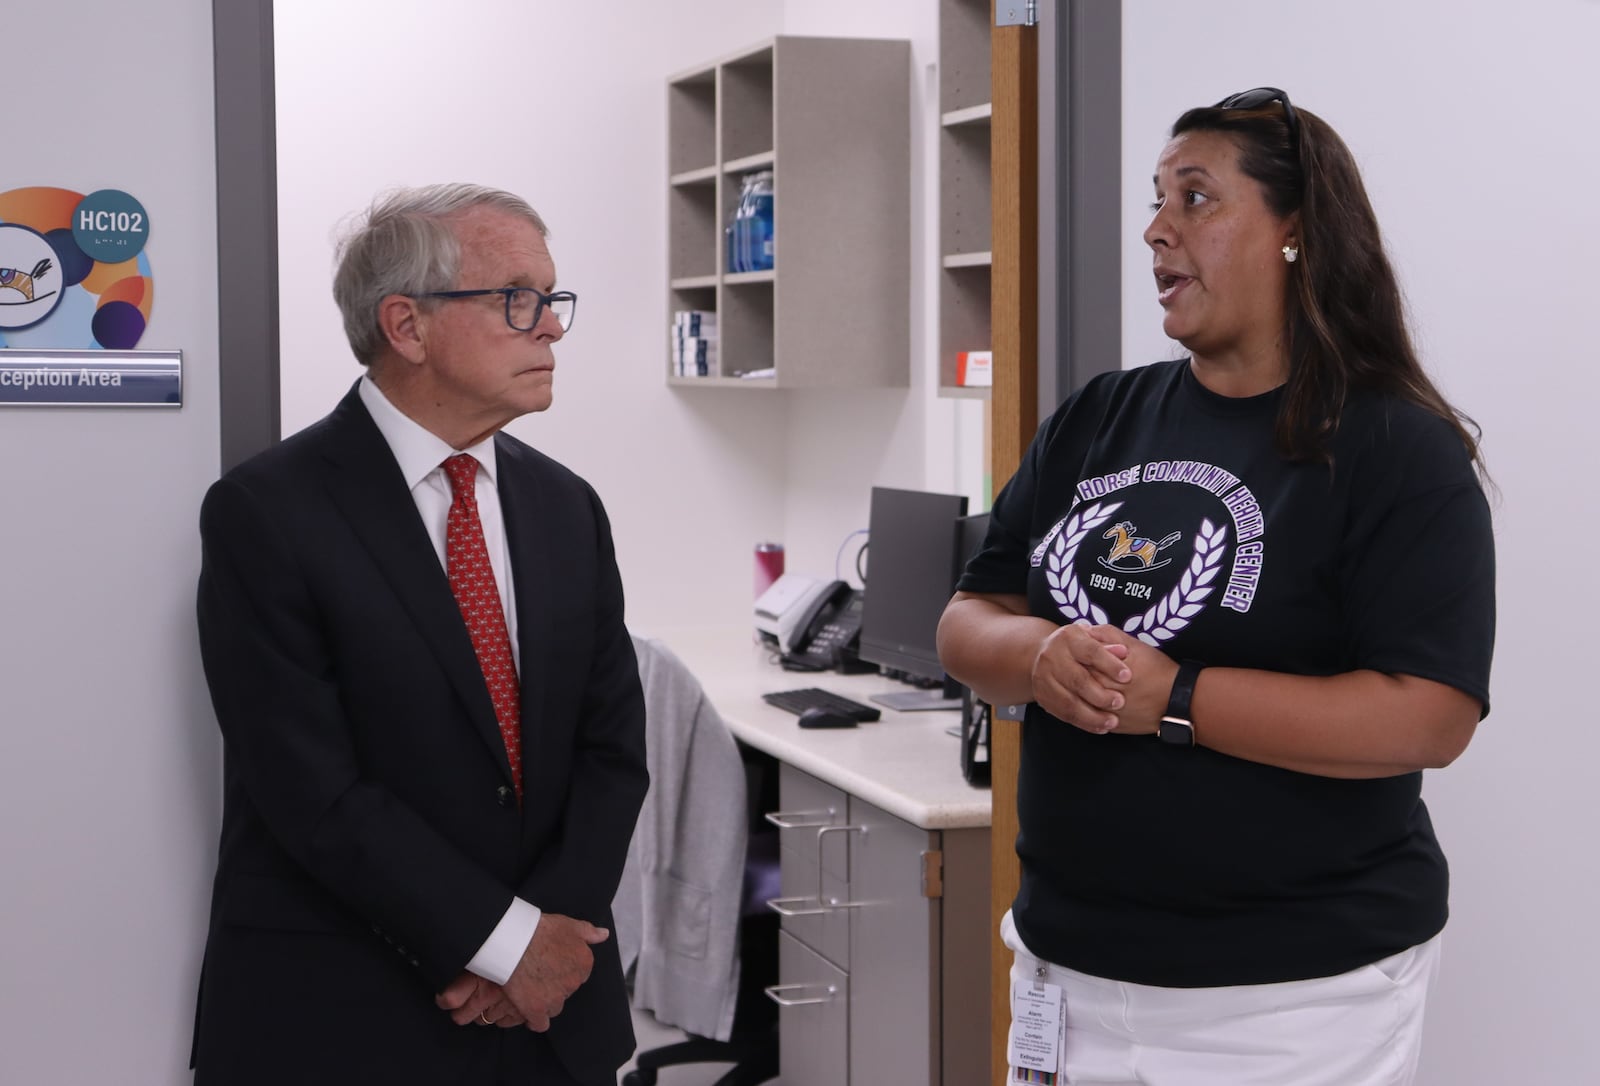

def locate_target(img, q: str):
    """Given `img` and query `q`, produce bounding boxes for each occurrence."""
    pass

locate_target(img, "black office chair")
[622,745,779,1086]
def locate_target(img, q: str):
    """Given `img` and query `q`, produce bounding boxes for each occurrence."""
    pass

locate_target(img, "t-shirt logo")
[1029,459,1268,647]
[1099,521,1181,573]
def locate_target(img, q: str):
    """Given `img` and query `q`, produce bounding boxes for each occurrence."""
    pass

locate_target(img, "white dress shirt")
[359,376,540,985]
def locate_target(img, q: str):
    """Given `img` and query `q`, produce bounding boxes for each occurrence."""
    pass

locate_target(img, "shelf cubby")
[938,0,995,398]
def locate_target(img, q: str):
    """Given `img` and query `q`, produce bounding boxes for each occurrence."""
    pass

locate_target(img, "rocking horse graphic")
[1098,520,1182,573]
[0,259,56,306]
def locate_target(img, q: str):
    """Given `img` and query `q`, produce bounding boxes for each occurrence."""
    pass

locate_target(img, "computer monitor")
[942,509,991,680]
[858,487,970,711]
[956,511,992,579]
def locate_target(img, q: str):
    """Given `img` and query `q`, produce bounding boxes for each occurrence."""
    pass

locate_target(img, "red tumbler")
[754,542,784,598]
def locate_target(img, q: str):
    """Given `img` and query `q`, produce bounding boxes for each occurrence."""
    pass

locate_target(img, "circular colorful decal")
[0,186,154,350]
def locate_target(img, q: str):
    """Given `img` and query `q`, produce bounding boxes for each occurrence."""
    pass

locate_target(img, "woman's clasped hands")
[1030,622,1180,736]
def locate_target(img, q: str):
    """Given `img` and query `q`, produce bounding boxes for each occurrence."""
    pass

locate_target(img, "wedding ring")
[480,1010,494,1025]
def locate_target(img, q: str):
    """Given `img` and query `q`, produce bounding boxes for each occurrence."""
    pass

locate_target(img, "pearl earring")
[1282,245,1299,264]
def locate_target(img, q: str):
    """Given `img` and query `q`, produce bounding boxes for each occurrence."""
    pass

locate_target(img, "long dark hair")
[1171,102,1485,474]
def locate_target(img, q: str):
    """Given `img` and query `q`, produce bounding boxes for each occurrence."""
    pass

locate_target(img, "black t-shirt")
[958,360,1495,987]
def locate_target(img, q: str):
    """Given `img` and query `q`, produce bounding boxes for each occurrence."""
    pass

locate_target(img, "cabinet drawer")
[772,930,850,1086]
[771,764,853,966]
[774,764,850,880]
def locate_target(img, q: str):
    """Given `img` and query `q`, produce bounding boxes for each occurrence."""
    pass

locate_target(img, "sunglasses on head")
[1214,86,1300,154]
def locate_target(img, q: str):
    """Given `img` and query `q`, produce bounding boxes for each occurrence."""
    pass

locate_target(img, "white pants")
[1002,910,1440,1086]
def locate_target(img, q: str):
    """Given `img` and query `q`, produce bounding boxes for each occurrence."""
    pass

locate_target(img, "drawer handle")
[766,895,833,917]
[765,808,838,829]
[765,894,867,916]
[764,982,838,1007]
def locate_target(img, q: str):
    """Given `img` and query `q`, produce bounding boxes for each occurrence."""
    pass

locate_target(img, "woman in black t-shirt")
[938,89,1494,1086]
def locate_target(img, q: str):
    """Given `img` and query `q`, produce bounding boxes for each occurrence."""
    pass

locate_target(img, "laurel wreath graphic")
[1044,501,1122,624]
[1123,518,1229,646]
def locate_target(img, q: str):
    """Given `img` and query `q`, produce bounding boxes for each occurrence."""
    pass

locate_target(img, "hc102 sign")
[79,209,144,233]
[71,190,150,262]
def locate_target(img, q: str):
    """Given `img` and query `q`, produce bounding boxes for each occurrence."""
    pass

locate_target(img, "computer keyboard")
[761,687,882,722]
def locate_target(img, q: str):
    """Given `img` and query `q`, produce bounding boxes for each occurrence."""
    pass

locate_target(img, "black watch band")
[1158,660,1204,747]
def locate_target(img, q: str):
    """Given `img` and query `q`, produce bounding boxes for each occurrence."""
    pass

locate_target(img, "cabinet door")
[848,797,939,1083]
[775,930,850,1086]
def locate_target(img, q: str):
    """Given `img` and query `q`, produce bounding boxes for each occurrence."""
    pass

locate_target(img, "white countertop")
[649,626,993,831]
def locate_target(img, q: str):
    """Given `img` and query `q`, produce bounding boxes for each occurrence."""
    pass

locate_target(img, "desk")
[660,627,993,1086]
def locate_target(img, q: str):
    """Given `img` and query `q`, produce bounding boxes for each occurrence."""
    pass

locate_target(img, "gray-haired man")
[191,184,647,1085]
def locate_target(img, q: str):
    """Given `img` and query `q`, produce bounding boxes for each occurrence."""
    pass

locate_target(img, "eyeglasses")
[1214,86,1300,155]
[413,287,578,333]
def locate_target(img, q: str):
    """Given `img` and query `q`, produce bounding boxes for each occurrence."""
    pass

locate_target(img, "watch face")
[1158,718,1194,746]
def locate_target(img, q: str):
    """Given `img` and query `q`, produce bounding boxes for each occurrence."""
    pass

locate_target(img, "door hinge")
[921,849,944,898]
[996,0,1038,27]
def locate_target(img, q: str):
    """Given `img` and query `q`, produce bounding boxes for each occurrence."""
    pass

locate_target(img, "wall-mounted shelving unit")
[665,36,911,389]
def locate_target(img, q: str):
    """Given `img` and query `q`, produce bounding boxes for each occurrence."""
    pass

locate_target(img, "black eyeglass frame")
[412,287,578,333]
[1213,86,1300,155]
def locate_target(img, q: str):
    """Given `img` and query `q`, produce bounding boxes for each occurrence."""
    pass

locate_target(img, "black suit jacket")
[191,385,648,1085]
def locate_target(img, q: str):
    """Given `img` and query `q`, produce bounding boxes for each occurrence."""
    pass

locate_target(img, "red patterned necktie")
[442,453,522,799]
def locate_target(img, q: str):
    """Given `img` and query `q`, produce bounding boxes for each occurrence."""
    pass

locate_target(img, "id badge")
[1007,973,1065,1081]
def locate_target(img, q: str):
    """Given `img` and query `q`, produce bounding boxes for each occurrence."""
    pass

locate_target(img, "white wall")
[275,0,986,633]
[0,1,221,1081]
[1121,2,1600,1081]
[774,1,989,580]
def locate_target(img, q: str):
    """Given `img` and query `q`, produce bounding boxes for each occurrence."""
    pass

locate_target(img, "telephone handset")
[782,580,865,672]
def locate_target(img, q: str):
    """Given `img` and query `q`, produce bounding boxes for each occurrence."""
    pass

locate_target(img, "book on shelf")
[673,309,718,337]
[956,350,992,387]
[672,309,719,377]
[673,337,718,377]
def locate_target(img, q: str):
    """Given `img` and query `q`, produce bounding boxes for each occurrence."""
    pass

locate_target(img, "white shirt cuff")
[466,897,541,985]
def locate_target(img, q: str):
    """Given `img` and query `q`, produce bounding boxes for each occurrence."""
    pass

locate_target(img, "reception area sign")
[0,348,181,406]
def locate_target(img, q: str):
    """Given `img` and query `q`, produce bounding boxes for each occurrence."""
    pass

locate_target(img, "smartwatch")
[1157,660,1204,747]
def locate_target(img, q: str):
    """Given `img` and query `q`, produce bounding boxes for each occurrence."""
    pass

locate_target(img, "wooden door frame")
[988,4,1037,1071]
[989,1,1121,1077]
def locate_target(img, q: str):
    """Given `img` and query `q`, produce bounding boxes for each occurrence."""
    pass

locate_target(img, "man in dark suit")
[191,184,648,1084]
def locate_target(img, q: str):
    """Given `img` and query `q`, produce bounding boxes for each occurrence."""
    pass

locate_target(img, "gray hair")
[332,183,549,365]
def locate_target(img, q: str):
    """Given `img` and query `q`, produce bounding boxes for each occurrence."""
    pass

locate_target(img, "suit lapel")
[495,434,551,774]
[319,385,517,786]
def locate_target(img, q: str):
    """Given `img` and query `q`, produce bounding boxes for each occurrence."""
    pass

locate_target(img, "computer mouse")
[797,706,859,729]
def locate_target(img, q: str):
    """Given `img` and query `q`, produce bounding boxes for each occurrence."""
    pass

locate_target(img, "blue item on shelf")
[726,170,775,274]
[747,171,774,272]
